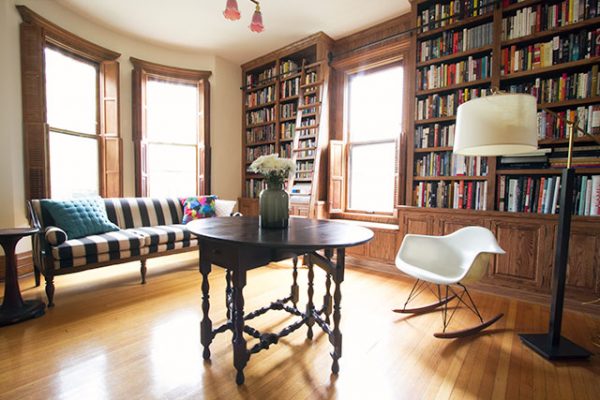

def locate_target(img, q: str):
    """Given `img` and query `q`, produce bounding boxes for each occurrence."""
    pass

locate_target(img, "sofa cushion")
[54,247,151,269]
[131,225,192,247]
[148,238,198,254]
[104,197,183,229]
[180,196,217,224]
[41,198,120,239]
[51,229,148,261]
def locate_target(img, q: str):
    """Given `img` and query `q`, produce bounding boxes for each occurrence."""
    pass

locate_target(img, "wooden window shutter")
[99,60,122,198]
[20,23,49,200]
[328,140,345,213]
[131,68,147,197]
[197,80,211,195]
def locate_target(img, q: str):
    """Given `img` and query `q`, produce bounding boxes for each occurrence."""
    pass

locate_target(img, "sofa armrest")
[215,199,238,217]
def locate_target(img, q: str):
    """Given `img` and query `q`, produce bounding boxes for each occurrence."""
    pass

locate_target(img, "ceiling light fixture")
[223,0,264,33]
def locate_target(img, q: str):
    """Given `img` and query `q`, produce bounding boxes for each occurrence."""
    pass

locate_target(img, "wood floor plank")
[0,253,598,399]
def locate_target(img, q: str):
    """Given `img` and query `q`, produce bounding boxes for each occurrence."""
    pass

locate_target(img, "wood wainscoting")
[0,251,34,281]
[342,207,600,314]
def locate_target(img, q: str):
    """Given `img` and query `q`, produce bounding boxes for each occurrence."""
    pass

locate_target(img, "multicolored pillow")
[180,196,217,224]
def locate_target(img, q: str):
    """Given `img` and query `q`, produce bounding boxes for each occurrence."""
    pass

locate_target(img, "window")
[131,58,211,197]
[45,47,99,198]
[18,6,122,200]
[346,64,403,213]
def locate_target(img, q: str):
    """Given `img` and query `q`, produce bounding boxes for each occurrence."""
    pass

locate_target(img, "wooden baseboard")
[0,251,34,281]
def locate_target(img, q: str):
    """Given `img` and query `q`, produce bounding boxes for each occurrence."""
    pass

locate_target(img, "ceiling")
[55,0,411,64]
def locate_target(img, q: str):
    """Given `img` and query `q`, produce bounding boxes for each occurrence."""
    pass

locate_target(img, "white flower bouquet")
[249,154,295,186]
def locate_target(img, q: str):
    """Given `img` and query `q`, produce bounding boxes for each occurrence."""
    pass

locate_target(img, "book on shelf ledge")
[414,180,488,210]
[418,22,493,63]
[417,0,495,33]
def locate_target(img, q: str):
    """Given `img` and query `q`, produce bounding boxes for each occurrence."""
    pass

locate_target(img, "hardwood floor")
[0,252,598,399]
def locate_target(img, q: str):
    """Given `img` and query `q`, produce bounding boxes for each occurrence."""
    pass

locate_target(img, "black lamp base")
[519,333,592,360]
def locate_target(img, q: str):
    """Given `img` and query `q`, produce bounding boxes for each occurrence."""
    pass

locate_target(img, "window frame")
[130,57,211,197]
[18,5,122,200]
[343,61,404,216]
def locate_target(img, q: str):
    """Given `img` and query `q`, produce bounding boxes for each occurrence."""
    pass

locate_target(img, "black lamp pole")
[518,115,593,360]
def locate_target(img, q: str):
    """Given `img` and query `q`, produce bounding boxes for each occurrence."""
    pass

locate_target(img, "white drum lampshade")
[454,93,538,156]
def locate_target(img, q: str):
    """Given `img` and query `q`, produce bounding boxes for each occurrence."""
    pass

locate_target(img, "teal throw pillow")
[40,198,120,239]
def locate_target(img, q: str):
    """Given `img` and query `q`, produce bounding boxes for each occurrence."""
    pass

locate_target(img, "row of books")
[305,71,319,84]
[574,175,600,215]
[497,175,562,213]
[303,93,319,106]
[414,153,488,177]
[502,1,600,42]
[281,77,300,99]
[537,106,600,140]
[245,178,267,199]
[280,60,300,76]
[290,183,312,204]
[280,143,292,158]
[415,88,490,120]
[246,144,275,163]
[297,138,317,149]
[281,122,295,139]
[414,180,488,210]
[503,66,599,104]
[296,148,316,158]
[500,29,600,75]
[417,0,495,33]
[246,86,275,108]
[280,103,297,119]
[416,55,492,91]
[415,123,456,148]
[245,65,277,87]
[246,107,275,125]
[299,117,316,127]
[418,23,493,63]
[246,125,276,145]
[295,160,314,172]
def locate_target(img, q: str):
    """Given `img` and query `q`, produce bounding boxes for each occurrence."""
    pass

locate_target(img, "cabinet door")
[435,216,490,236]
[488,220,552,290]
[367,229,398,262]
[398,210,434,245]
[238,198,259,216]
[564,223,600,297]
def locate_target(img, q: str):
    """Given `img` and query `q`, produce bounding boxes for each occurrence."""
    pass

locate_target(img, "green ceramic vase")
[259,181,289,229]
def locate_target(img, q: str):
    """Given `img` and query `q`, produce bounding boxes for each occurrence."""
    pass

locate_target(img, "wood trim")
[130,57,211,81]
[130,59,211,196]
[16,5,120,62]
[0,252,34,281]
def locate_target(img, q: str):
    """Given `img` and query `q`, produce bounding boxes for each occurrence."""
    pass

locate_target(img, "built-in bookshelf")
[239,33,332,217]
[409,0,600,216]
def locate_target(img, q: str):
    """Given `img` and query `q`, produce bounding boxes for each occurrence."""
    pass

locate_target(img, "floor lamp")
[454,92,599,360]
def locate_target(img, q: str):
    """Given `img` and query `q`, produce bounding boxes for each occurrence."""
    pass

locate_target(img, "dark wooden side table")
[0,228,45,326]
[187,216,373,385]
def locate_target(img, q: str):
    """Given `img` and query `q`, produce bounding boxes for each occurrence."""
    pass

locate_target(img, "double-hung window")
[346,64,404,214]
[131,58,211,197]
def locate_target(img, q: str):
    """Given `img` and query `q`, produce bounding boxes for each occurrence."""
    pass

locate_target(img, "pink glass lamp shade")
[223,0,241,20]
[249,4,264,33]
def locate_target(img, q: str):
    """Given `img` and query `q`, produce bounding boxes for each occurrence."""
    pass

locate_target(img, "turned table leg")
[200,257,213,360]
[331,248,345,374]
[306,255,315,340]
[232,269,248,385]
[291,256,299,309]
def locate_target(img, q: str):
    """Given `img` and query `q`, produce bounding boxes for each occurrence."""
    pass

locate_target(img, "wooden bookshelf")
[239,33,333,218]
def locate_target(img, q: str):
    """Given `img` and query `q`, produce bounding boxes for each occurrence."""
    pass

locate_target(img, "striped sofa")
[28,197,237,306]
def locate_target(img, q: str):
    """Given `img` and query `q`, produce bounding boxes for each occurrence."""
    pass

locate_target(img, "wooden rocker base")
[392,295,456,314]
[433,313,504,339]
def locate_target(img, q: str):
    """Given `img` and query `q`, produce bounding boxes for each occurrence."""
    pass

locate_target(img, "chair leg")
[393,280,455,314]
[140,259,147,284]
[45,269,55,308]
[433,284,504,339]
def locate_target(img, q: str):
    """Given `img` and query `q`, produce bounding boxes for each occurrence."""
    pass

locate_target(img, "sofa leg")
[34,266,41,287]
[140,259,147,284]
[45,272,55,307]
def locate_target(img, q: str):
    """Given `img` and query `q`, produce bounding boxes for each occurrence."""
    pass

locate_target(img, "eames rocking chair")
[394,227,505,338]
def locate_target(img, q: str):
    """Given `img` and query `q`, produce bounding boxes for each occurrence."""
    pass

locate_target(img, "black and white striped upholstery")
[104,198,183,229]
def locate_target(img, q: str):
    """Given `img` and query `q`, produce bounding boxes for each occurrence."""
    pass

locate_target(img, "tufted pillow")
[180,195,217,224]
[45,226,68,246]
[40,198,120,239]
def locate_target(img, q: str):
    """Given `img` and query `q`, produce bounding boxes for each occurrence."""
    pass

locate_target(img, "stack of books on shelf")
[414,180,488,210]
[505,66,599,103]
[537,105,600,139]
[498,149,551,169]
[417,55,492,91]
[415,123,456,148]
[502,0,600,41]
[245,65,277,87]
[417,0,495,32]
[497,175,562,213]
[501,29,600,74]
[414,153,488,177]
[418,23,493,62]
[549,144,600,167]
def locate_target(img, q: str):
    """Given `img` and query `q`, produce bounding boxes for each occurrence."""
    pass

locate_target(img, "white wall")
[0,0,242,252]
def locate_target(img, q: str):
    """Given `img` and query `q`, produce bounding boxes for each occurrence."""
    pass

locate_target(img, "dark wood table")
[187,216,373,384]
[0,228,45,326]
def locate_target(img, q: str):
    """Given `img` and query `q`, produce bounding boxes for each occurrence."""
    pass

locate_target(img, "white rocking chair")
[394,226,505,338]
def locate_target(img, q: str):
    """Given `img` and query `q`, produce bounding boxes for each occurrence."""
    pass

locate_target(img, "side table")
[0,228,45,326]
